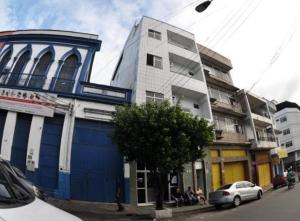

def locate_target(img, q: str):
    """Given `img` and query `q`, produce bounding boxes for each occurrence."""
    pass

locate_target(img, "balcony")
[204,69,238,92]
[51,77,75,93]
[169,53,203,81]
[0,72,75,93]
[256,136,277,149]
[210,99,245,117]
[167,30,197,53]
[1,73,47,89]
[251,112,273,127]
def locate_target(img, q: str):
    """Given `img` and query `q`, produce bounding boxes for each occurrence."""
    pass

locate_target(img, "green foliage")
[112,101,214,173]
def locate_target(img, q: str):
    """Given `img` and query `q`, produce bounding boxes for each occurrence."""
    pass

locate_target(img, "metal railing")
[0,72,75,93]
[257,136,276,142]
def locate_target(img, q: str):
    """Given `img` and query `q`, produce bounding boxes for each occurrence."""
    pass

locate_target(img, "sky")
[1,0,300,104]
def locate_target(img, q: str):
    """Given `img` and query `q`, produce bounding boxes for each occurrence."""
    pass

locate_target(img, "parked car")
[273,174,287,189]
[0,158,81,221]
[209,181,263,209]
[0,158,47,200]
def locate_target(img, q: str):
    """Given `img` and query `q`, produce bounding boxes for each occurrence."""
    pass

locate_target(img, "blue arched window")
[0,49,12,73]
[7,50,30,86]
[54,54,78,93]
[0,49,12,84]
[28,51,53,89]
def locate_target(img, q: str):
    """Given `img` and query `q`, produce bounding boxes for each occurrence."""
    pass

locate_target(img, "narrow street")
[175,183,300,221]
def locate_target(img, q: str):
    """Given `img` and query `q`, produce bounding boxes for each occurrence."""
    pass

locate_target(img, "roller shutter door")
[10,114,32,172]
[224,162,246,184]
[212,163,221,191]
[258,163,271,187]
[70,119,123,202]
[37,115,64,193]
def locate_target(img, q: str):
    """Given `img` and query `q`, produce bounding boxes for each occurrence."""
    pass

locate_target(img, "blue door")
[37,115,64,193]
[0,110,7,154]
[70,119,123,202]
[11,114,32,172]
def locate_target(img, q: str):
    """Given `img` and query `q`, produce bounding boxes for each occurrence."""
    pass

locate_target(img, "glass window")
[283,128,290,135]
[146,91,164,103]
[54,54,78,93]
[147,54,162,69]
[280,116,287,123]
[148,29,161,40]
[286,141,293,148]
[7,50,30,86]
[28,51,52,89]
[0,50,12,73]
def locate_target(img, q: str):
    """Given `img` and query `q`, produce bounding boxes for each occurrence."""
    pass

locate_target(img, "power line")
[95,0,203,76]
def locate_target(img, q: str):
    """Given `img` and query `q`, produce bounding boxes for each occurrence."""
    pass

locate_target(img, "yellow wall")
[222,149,246,158]
[210,150,219,158]
[224,162,246,184]
[258,163,271,187]
[212,163,221,191]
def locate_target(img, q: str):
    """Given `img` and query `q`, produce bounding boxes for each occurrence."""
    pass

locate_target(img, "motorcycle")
[287,177,296,189]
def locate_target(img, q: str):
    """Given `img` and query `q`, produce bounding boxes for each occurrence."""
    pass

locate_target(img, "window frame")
[147,54,163,69]
[148,29,161,40]
[146,91,164,103]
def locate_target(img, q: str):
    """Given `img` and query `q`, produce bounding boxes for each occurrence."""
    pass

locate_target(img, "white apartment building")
[111,16,213,206]
[275,101,300,171]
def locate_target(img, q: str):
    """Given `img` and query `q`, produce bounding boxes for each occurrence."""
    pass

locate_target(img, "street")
[72,183,300,221]
[175,183,300,221]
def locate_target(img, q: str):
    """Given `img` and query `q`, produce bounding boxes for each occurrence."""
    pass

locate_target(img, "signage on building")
[277,148,288,159]
[0,88,56,117]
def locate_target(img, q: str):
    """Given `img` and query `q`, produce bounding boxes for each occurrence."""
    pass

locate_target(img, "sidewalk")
[47,198,213,220]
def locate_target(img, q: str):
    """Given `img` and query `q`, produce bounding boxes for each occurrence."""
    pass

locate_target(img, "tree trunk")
[154,170,167,210]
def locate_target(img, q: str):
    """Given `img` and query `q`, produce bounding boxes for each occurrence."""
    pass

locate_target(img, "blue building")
[0,30,131,203]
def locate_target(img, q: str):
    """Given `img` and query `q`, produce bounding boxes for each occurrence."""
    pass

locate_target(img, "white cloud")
[1,0,300,104]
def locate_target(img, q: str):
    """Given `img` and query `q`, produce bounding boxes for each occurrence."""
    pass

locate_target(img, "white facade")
[275,105,300,166]
[111,16,212,121]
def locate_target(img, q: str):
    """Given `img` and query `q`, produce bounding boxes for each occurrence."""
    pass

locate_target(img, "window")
[146,91,164,103]
[193,104,200,109]
[7,50,30,86]
[283,128,290,136]
[213,114,243,134]
[0,49,12,73]
[286,141,293,148]
[147,54,162,69]
[208,87,231,104]
[280,116,287,123]
[54,54,78,93]
[148,29,161,40]
[28,51,53,89]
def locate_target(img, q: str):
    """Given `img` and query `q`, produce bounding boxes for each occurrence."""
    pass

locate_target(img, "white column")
[58,111,75,172]
[1,111,17,160]
[26,116,44,171]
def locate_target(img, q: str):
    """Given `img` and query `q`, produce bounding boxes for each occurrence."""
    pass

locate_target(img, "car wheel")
[215,204,222,210]
[233,196,241,207]
[257,190,262,200]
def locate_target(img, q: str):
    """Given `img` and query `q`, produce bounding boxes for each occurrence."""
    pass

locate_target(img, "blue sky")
[1,0,300,104]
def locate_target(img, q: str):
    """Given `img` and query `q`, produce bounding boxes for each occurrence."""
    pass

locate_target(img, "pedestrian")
[171,188,184,207]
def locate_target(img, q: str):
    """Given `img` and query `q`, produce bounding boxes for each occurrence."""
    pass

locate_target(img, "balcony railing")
[0,72,75,93]
[257,136,276,142]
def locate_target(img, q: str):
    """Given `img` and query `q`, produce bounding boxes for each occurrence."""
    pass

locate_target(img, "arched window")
[0,50,12,84]
[28,51,52,89]
[54,54,78,93]
[0,50,12,73]
[7,50,30,86]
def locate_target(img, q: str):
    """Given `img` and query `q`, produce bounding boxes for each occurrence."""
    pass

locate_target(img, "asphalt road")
[175,182,300,221]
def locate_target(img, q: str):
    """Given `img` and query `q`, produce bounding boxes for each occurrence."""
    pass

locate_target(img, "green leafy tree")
[112,101,214,210]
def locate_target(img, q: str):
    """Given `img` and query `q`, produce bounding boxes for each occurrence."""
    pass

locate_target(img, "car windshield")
[0,161,34,207]
[217,184,232,190]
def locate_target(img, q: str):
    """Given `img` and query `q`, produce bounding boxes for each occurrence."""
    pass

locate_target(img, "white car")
[209,181,263,209]
[0,160,81,221]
